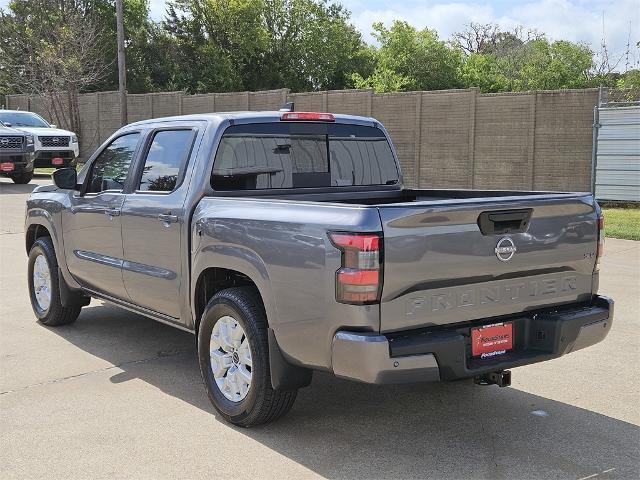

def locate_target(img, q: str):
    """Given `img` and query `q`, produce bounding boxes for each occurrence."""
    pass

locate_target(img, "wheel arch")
[193,266,312,391]
[25,216,84,302]
[190,242,278,330]
[193,266,267,333]
[26,223,53,255]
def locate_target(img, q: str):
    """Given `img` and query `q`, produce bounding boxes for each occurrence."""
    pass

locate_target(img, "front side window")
[137,129,194,192]
[211,123,398,191]
[86,133,140,193]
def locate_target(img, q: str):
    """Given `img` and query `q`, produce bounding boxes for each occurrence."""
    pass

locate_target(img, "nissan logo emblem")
[495,237,516,262]
[52,137,59,142]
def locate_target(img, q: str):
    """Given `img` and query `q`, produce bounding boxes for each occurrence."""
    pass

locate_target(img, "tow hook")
[474,370,511,387]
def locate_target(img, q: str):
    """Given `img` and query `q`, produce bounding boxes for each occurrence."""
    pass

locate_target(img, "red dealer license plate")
[471,322,513,358]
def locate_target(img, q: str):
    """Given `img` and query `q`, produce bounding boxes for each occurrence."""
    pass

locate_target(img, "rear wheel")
[197,287,297,427]
[11,172,33,184]
[28,237,81,326]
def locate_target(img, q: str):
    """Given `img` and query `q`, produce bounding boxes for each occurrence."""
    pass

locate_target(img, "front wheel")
[28,237,81,326]
[197,287,297,427]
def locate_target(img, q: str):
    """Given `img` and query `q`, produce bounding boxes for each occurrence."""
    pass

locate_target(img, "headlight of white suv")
[71,134,78,143]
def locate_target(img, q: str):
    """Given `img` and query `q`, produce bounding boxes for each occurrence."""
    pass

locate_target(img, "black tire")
[27,237,81,326]
[197,287,297,427]
[11,172,33,184]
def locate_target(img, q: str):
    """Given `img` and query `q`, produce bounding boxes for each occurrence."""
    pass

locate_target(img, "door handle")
[104,208,120,217]
[158,213,179,224]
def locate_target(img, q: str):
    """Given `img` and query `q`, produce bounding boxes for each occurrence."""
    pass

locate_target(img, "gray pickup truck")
[25,110,613,426]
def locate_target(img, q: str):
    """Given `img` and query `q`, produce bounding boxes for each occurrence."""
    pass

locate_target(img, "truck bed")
[198,187,598,341]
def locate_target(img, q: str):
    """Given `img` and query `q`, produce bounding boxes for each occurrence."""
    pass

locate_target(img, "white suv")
[0,110,79,168]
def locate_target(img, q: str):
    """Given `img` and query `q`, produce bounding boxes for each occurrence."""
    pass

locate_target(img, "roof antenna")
[279,102,294,112]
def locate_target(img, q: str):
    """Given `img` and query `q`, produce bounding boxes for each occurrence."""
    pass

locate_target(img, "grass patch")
[35,164,83,176]
[602,207,640,241]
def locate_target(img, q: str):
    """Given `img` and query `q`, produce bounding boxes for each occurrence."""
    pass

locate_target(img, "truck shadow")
[48,302,640,480]
[0,179,40,194]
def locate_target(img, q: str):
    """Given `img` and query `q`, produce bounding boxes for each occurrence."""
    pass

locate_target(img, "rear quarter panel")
[192,197,382,370]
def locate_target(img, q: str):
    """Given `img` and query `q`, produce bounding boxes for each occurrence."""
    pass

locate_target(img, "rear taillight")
[281,112,335,122]
[330,232,382,304]
[597,215,605,261]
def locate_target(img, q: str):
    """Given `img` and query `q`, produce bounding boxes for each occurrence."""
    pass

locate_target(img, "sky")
[1,0,639,69]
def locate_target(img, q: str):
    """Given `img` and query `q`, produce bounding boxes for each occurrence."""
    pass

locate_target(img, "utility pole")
[116,0,127,126]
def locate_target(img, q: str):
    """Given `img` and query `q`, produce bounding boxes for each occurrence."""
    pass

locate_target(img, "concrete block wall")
[533,89,598,191]
[372,92,420,187]
[419,89,476,189]
[77,93,100,160]
[181,93,216,114]
[6,87,599,192]
[287,91,325,112]
[474,93,533,190]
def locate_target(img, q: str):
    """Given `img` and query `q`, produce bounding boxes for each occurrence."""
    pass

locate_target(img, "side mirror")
[52,167,78,190]
[3,122,12,127]
[50,124,57,128]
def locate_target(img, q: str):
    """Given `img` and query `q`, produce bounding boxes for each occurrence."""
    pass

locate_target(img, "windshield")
[0,112,50,128]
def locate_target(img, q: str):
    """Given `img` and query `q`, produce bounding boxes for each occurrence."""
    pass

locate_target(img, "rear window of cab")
[211,122,399,191]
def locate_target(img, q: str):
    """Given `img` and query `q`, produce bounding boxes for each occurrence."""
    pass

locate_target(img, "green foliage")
[615,69,640,101]
[0,1,635,97]
[460,54,508,93]
[515,39,595,90]
[355,21,463,93]
[0,0,113,131]
[459,36,603,92]
[159,0,372,93]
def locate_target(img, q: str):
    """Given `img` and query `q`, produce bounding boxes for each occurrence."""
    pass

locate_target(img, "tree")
[516,39,595,90]
[453,23,543,56]
[460,53,508,93]
[452,22,500,54]
[256,0,373,91]
[615,69,640,101]
[163,0,372,93]
[0,0,111,134]
[353,21,463,93]
[93,0,155,93]
[455,23,600,92]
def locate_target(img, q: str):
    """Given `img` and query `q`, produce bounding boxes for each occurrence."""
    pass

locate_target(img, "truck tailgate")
[378,194,598,332]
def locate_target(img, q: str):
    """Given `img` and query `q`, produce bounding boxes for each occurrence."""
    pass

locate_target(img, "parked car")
[0,110,79,168]
[0,124,35,183]
[24,110,613,427]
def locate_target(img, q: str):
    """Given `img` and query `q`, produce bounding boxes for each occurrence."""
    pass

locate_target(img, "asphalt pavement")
[1,175,639,479]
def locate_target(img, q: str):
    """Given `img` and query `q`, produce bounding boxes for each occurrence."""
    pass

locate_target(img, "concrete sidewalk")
[1,177,639,479]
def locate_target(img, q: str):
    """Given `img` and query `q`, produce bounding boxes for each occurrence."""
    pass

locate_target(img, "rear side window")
[137,129,195,192]
[211,123,398,190]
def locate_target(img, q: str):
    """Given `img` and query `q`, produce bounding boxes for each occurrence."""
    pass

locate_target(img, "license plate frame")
[471,322,513,358]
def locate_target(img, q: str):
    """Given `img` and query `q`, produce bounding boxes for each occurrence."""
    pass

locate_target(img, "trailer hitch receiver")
[474,370,511,387]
